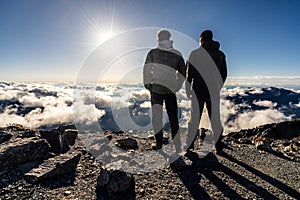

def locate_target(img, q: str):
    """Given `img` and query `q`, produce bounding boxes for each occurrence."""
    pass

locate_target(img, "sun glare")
[98,31,115,44]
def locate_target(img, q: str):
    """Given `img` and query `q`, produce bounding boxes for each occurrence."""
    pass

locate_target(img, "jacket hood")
[201,40,220,51]
[157,40,174,50]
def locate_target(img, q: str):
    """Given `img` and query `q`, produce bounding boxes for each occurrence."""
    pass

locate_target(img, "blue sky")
[0,0,299,82]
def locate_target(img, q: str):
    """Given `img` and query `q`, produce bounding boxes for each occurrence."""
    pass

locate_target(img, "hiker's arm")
[143,51,153,91]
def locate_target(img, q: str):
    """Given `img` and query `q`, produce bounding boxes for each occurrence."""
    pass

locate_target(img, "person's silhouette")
[185,30,227,154]
[143,30,186,154]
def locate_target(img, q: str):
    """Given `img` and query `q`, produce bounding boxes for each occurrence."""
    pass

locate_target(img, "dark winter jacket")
[143,47,186,94]
[186,40,227,98]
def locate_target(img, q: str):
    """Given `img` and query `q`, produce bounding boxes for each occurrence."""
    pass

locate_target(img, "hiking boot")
[214,141,224,155]
[185,142,194,151]
[151,143,162,150]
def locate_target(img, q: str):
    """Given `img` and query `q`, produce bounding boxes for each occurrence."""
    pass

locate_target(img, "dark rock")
[39,130,61,153]
[63,129,78,145]
[17,130,36,138]
[0,131,12,144]
[108,170,133,192]
[106,134,113,140]
[112,130,125,135]
[96,167,134,192]
[56,124,76,134]
[0,137,50,169]
[24,151,81,183]
[260,120,300,140]
[116,137,138,150]
[60,129,78,153]
[228,119,300,141]
[255,140,273,152]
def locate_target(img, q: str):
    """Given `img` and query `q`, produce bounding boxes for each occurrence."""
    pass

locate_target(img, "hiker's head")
[157,30,171,41]
[200,30,213,44]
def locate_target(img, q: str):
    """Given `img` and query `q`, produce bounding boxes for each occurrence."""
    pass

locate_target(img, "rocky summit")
[0,120,300,199]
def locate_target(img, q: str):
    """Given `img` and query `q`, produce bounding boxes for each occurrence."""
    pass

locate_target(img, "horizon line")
[1,75,300,84]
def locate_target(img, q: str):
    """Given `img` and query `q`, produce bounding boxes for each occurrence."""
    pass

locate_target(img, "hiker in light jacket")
[143,30,186,153]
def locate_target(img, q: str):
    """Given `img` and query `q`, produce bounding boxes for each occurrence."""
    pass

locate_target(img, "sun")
[98,31,115,44]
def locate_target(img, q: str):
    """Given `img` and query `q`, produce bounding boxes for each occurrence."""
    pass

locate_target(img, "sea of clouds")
[0,79,299,134]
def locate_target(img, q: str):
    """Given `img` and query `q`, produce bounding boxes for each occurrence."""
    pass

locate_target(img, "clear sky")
[0,0,299,82]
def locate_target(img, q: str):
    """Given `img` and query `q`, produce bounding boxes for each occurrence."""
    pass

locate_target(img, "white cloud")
[0,82,298,134]
[253,100,275,108]
[130,89,150,102]
[0,113,28,127]
[140,101,151,108]
[225,109,287,133]
[225,87,248,97]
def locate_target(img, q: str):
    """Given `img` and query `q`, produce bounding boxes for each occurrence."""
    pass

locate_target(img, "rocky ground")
[0,120,300,200]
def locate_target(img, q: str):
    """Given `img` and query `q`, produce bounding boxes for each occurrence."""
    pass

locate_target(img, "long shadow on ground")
[174,151,299,199]
[220,152,300,199]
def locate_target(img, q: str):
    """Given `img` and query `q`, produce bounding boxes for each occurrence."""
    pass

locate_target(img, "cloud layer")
[0,81,299,133]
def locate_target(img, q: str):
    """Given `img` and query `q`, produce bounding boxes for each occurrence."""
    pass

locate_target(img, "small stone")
[106,134,113,140]
[116,137,138,150]
[64,190,71,196]
[139,188,145,196]
[255,140,272,152]
[147,135,155,140]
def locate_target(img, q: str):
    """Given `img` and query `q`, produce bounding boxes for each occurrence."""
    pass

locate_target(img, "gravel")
[1,130,300,199]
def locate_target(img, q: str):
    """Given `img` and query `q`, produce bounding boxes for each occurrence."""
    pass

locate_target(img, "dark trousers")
[187,95,223,149]
[150,92,181,151]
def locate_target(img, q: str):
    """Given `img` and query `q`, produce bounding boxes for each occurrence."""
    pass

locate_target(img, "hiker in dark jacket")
[143,30,186,153]
[185,30,227,154]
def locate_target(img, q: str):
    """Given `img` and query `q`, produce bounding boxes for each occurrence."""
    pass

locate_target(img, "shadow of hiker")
[174,151,286,199]
[176,168,211,200]
[178,152,243,200]
[220,152,300,199]
[96,179,136,200]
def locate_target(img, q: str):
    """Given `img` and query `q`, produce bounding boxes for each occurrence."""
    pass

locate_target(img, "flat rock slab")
[0,137,50,169]
[25,151,81,183]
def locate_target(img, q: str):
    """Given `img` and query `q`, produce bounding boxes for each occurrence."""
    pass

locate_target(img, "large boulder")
[60,129,78,153]
[0,137,50,169]
[96,165,134,193]
[25,151,81,183]
[39,130,61,153]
